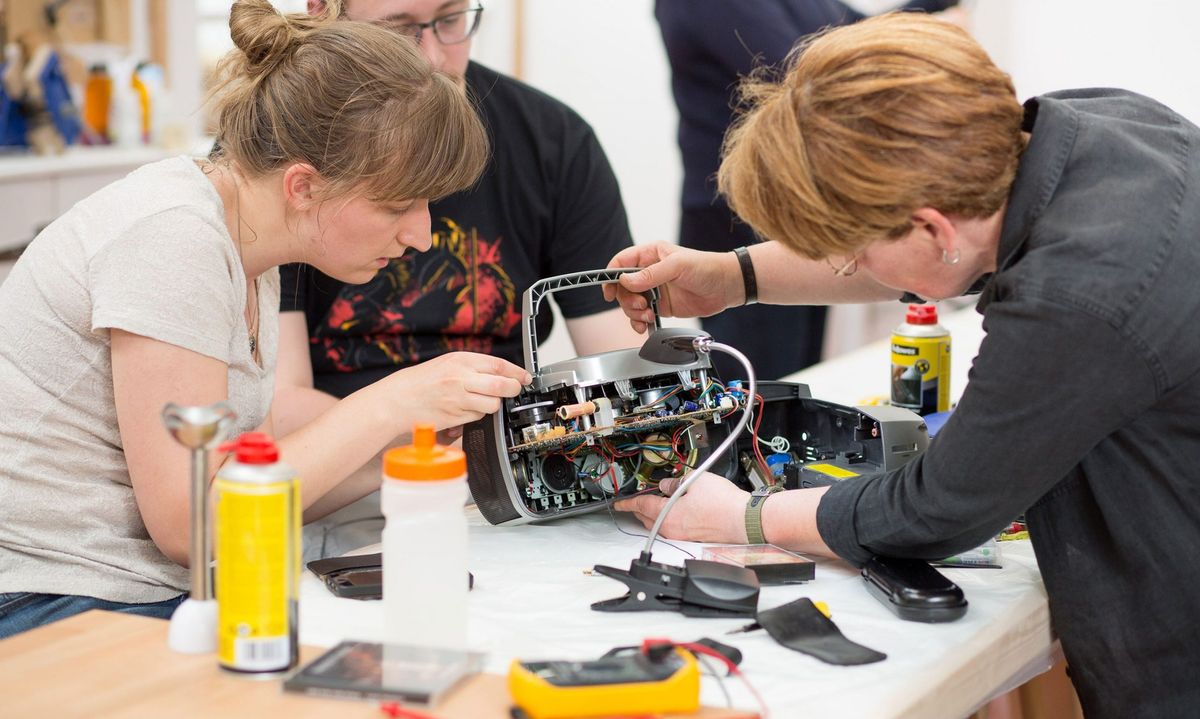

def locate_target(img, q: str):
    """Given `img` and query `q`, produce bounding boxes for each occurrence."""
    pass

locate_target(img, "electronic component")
[463,269,930,526]
[555,401,596,421]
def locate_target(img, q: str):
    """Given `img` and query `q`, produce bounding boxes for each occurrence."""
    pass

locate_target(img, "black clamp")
[591,553,760,618]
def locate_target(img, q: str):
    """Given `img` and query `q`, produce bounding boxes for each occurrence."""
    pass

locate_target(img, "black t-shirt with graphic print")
[279,62,633,398]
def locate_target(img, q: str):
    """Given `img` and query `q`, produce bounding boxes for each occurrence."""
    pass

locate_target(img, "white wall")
[970,0,1200,125]
[474,0,680,248]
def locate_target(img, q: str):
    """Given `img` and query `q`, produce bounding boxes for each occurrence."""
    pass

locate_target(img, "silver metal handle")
[520,268,661,376]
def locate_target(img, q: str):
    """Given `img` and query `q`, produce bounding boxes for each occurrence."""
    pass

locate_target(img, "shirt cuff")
[814,475,877,567]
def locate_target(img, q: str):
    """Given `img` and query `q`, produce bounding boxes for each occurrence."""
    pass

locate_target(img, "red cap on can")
[905,303,939,325]
[218,432,279,464]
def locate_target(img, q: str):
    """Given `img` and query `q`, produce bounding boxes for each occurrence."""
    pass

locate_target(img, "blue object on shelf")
[40,51,81,144]
[0,63,30,148]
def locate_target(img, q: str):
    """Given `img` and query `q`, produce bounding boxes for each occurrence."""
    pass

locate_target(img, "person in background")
[606,13,1200,716]
[0,0,521,639]
[654,0,958,379]
[284,0,645,558]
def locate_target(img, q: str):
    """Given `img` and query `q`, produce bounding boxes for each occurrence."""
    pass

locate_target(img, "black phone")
[307,552,474,600]
[861,556,967,623]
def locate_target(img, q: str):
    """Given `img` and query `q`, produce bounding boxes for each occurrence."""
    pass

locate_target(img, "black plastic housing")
[861,556,968,623]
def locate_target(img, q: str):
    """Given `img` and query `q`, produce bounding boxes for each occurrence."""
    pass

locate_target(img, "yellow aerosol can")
[214,432,300,674]
[890,304,951,416]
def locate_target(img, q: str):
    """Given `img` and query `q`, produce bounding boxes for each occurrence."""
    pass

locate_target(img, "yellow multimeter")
[508,646,700,719]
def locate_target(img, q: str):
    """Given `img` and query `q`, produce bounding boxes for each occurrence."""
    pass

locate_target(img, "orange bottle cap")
[383,425,466,481]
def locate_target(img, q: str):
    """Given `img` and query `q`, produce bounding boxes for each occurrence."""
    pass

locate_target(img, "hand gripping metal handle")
[520,268,661,377]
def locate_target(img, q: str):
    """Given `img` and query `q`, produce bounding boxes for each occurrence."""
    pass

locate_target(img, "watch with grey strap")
[744,484,784,544]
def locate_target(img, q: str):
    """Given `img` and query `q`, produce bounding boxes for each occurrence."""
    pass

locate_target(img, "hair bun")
[229,0,298,78]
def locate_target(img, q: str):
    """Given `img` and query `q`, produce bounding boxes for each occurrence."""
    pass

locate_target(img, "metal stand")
[161,402,236,654]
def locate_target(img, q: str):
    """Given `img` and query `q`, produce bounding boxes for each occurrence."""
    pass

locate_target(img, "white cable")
[758,434,790,454]
[643,339,756,556]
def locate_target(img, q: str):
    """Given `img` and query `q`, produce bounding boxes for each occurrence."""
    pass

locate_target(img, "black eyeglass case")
[862,556,968,623]
[306,553,474,600]
[307,553,385,599]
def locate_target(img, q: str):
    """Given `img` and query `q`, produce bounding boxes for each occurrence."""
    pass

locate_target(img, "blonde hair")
[209,0,487,205]
[718,12,1025,259]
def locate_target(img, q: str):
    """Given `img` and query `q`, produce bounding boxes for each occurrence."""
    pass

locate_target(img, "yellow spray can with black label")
[890,304,951,416]
[214,432,300,674]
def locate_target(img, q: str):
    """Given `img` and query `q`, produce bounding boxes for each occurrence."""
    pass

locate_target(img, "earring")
[942,248,961,266]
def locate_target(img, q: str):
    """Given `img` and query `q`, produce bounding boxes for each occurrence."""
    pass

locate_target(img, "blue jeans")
[0,591,187,640]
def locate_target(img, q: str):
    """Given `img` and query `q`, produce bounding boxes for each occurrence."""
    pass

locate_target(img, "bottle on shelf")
[82,63,112,143]
[107,60,143,148]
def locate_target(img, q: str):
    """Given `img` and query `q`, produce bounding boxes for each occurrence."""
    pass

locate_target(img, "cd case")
[283,640,485,705]
[702,544,816,584]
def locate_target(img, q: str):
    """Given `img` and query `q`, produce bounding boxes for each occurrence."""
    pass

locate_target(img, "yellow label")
[890,333,951,414]
[804,463,860,479]
[214,477,298,671]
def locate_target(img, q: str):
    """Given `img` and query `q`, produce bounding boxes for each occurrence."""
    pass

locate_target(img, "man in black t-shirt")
[279,1,643,433]
[286,1,644,560]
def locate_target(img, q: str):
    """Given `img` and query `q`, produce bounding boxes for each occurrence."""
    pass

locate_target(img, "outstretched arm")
[614,472,835,556]
[604,242,901,333]
[117,329,529,567]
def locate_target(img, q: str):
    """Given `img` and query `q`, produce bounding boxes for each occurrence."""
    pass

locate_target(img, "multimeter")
[508,646,700,719]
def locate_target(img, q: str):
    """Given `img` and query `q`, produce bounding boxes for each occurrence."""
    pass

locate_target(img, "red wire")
[379,702,438,719]
[670,423,690,470]
[675,643,770,719]
[750,393,772,484]
[602,445,618,495]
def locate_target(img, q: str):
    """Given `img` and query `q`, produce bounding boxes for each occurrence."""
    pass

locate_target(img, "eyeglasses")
[825,252,860,277]
[381,6,484,45]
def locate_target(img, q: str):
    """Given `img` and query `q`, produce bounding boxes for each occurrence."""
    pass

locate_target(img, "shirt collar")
[994,95,1081,274]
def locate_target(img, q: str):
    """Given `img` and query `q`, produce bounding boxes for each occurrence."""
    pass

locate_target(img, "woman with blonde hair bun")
[0,0,527,638]
[607,12,1200,716]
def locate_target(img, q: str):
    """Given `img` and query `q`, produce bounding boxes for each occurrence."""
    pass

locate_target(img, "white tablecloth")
[301,512,1052,718]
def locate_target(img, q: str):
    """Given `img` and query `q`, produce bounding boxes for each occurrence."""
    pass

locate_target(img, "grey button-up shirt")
[817,89,1200,717]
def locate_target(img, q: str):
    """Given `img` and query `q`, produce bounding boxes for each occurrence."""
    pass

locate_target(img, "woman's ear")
[910,207,958,255]
[281,163,324,212]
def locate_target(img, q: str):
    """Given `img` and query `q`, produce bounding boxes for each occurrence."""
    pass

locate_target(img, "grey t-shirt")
[0,156,279,604]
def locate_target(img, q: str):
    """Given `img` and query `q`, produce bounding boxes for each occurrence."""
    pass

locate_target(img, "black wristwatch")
[733,246,758,306]
[744,484,784,544]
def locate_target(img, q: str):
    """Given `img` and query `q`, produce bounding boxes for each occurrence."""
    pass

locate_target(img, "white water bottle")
[381,425,469,650]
